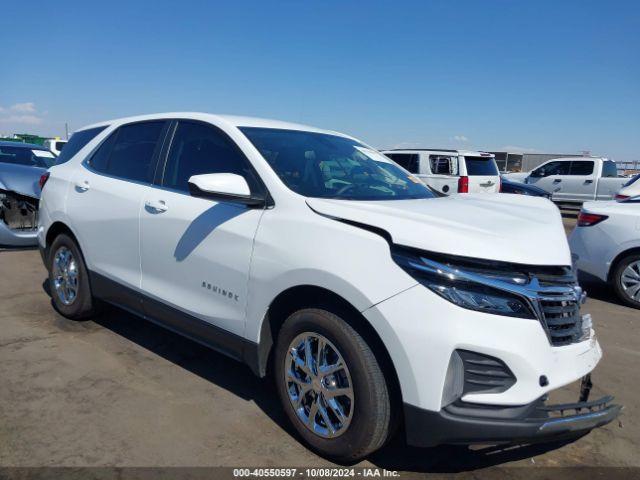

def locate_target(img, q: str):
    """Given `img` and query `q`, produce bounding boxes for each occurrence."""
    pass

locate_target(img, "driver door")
[528,161,570,199]
[139,120,266,337]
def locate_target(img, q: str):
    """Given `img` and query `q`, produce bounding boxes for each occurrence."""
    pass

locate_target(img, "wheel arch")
[44,221,81,263]
[608,247,640,282]
[253,284,403,404]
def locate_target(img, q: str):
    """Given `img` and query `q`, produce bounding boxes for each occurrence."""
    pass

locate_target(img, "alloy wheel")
[284,332,354,438]
[621,260,640,302]
[52,246,79,306]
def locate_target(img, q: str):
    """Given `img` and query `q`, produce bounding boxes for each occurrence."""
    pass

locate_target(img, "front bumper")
[405,376,621,447]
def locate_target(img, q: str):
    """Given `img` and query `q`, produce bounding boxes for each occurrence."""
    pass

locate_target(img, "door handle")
[144,199,168,213]
[584,179,594,184]
[553,179,562,183]
[75,180,90,192]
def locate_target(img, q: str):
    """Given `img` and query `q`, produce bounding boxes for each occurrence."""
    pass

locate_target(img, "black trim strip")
[89,271,260,374]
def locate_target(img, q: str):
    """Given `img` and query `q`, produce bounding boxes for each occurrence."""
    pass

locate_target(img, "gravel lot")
[0,214,638,475]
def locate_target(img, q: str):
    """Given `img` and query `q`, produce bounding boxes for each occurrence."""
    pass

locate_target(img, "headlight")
[392,247,536,319]
[426,282,534,318]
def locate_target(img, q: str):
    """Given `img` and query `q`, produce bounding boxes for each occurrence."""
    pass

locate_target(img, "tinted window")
[0,145,55,168]
[55,126,107,165]
[88,121,165,182]
[163,121,257,193]
[570,161,594,176]
[465,157,499,176]
[602,161,618,178]
[386,153,419,174]
[536,161,570,176]
[55,141,66,151]
[88,130,118,173]
[241,127,434,200]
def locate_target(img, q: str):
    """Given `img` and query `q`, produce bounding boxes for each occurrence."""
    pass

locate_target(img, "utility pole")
[65,123,69,140]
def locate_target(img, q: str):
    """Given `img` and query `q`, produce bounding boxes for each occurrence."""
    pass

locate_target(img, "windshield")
[0,145,55,168]
[624,173,640,187]
[240,128,434,200]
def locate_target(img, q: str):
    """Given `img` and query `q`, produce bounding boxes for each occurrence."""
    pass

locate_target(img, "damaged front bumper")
[404,375,622,447]
[0,189,39,247]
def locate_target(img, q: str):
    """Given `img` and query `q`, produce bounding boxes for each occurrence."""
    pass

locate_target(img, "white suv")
[37,113,619,461]
[381,149,501,195]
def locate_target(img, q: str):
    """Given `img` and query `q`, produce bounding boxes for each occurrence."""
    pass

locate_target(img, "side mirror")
[188,173,265,207]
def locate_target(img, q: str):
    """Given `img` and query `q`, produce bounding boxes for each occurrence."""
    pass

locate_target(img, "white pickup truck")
[504,157,626,204]
[381,149,500,195]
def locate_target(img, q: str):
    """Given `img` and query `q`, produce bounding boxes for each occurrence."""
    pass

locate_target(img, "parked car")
[38,113,619,460]
[500,176,551,199]
[43,138,68,156]
[570,197,640,309]
[381,149,500,195]
[504,157,626,204]
[0,141,56,246]
[615,173,640,201]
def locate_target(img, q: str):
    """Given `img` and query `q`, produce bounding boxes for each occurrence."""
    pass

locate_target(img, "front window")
[240,128,434,200]
[0,145,55,168]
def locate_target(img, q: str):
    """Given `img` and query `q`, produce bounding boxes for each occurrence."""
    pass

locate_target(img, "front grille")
[539,294,582,346]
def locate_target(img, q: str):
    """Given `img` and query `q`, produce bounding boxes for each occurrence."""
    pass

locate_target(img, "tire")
[274,308,392,462]
[48,233,95,319]
[611,253,640,309]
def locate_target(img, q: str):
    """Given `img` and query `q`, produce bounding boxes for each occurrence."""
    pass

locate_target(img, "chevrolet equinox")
[38,113,620,461]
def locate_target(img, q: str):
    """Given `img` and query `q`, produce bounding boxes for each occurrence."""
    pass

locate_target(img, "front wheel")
[274,308,393,461]
[612,254,640,309]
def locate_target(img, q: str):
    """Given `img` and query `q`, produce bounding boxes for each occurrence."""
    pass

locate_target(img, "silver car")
[0,141,54,246]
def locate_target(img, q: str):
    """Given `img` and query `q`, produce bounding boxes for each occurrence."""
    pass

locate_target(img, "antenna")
[65,122,69,140]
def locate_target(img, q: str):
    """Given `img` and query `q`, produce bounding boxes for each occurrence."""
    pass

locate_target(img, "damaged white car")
[0,141,54,246]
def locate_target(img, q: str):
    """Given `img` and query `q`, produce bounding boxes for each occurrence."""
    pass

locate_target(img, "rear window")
[54,126,107,165]
[570,161,594,176]
[87,121,166,183]
[464,156,499,176]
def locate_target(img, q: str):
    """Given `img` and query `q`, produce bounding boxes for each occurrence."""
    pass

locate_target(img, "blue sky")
[1,0,638,160]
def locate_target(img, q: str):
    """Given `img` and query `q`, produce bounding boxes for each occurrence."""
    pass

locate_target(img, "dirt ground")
[0,215,638,476]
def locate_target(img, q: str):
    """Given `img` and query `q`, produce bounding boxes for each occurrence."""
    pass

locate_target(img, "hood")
[0,163,46,198]
[306,194,571,266]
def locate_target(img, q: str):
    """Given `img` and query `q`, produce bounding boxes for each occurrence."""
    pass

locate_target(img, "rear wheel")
[612,254,640,309]
[274,308,392,461]
[48,234,95,319]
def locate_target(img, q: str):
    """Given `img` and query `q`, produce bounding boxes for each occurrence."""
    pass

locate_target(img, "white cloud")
[0,102,45,127]
[9,102,36,113]
[452,135,469,143]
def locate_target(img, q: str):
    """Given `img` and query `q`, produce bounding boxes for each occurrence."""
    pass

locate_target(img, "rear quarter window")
[54,126,107,165]
[464,157,499,176]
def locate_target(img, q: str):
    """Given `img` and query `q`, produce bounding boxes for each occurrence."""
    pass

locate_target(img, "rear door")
[67,120,168,300]
[462,155,500,193]
[559,160,596,202]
